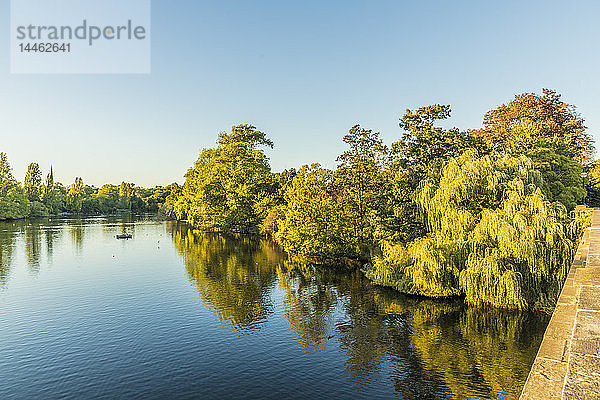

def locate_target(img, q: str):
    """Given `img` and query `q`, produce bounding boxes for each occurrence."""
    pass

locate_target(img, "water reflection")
[278,267,414,390]
[170,226,548,399]
[25,224,43,274]
[0,218,548,399]
[168,222,281,333]
[277,265,339,351]
[278,267,547,399]
[45,226,61,263]
[0,227,15,285]
[70,224,85,252]
[409,302,545,399]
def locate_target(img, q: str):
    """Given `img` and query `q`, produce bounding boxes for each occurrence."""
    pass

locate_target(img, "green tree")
[394,105,488,175]
[386,105,488,243]
[24,163,42,202]
[335,125,389,256]
[275,164,354,261]
[261,168,297,236]
[42,185,66,215]
[525,143,585,210]
[0,153,29,220]
[97,184,119,212]
[117,182,137,211]
[365,151,588,309]
[585,160,600,206]
[174,124,275,232]
[483,123,586,210]
[67,177,85,213]
[477,91,590,209]
[41,166,67,214]
[0,153,13,183]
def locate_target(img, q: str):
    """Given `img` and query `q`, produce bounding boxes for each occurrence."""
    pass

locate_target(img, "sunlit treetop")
[479,89,593,163]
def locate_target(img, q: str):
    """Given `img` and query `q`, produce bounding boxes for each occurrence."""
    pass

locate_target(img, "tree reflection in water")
[45,225,61,263]
[0,225,16,285]
[169,222,281,333]
[70,223,85,253]
[277,264,339,352]
[25,223,43,275]
[168,224,550,399]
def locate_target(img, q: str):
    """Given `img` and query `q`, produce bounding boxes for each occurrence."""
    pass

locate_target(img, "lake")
[0,216,549,399]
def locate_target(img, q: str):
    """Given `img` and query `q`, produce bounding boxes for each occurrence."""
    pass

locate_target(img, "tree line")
[165,89,599,309]
[0,158,177,219]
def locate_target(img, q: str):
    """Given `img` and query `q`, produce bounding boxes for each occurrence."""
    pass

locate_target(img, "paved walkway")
[520,210,600,400]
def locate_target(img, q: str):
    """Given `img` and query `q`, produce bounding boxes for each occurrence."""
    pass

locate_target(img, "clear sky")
[2,0,600,187]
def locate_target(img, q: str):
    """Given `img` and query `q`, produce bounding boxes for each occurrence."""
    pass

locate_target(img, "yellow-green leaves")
[367,152,587,309]
[173,124,275,233]
[275,164,354,261]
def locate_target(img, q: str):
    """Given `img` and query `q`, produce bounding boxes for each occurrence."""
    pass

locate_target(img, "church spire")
[47,165,54,187]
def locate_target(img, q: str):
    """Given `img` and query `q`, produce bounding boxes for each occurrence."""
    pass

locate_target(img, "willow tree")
[386,105,489,243]
[366,151,588,308]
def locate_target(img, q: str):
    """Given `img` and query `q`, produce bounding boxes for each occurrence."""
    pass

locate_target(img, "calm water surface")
[0,216,549,399]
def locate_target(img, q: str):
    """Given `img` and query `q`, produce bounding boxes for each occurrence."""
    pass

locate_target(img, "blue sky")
[2,0,600,187]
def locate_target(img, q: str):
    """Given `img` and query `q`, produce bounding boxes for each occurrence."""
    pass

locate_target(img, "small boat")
[116,234,132,239]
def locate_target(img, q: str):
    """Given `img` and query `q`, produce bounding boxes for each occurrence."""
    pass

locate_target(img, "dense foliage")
[274,164,353,261]
[274,125,390,262]
[0,153,30,219]
[364,152,587,308]
[27,88,583,310]
[0,153,176,220]
[3,88,592,310]
[479,88,593,163]
[168,124,277,233]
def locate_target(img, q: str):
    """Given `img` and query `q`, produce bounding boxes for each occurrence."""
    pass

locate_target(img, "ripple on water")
[0,216,549,400]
